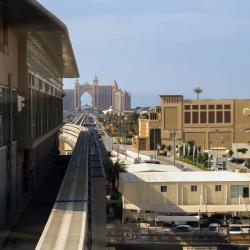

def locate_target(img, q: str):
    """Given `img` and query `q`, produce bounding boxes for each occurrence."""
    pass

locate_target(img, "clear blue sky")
[39,0,250,107]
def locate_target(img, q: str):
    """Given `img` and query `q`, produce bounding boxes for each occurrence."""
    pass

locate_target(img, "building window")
[191,185,197,192]
[184,105,191,110]
[184,112,191,123]
[161,186,167,192]
[231,185,249,198]
[200,111,207,123]
[224,104,231,109]
[243,187,249,198]
[208,111,215,123]
[224,111,231,123]
[216,104,223,109]
[39,80,43,90]
[192,105,199,110]
[216,111,223,123]
[208,105,215,109]
[130,209,137,212]
[192,112,199,123]
[215,185,221,192]
[200,105,207,110]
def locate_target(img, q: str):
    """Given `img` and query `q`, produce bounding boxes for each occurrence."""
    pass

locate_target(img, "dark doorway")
[149,128,161,150]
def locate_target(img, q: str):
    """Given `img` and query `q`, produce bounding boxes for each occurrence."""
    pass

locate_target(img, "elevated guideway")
[36,129,106,250]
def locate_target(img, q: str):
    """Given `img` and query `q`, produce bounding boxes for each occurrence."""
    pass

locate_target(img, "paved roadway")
[101,134,200,171]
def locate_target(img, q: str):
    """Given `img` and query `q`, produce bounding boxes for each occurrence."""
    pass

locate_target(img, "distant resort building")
[63,76,131,112]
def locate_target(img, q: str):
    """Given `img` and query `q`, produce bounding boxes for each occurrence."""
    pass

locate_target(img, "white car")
[173,225,193,232]
[228,225,242,235]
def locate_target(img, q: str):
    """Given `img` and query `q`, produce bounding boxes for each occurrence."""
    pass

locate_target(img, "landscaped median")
[177,157,209,171]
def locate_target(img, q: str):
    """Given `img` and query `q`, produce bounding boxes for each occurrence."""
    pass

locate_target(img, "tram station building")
[0,0,78,229]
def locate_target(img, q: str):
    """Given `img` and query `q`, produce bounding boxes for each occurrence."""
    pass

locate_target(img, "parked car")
[235,159,245,164]
[242,161,250,168]
[142,160,161,164]
[209,163,227,171]
[228,224,242,235]
[173,225,193,233]
[232,216,242,224]
[227,157,236,162]
[209,213,233,226]
[208,223,220,232]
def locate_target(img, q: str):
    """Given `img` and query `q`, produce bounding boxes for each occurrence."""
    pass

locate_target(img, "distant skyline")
[39,0,250,107]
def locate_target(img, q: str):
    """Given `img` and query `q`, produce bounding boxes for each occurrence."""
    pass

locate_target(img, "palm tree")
[103,159,126,194]
[193,85,203,100]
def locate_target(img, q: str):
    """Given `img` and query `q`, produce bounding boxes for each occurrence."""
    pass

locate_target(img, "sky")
[39,0,250,107]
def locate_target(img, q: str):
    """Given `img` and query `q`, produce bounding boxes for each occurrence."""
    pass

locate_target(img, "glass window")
[191,185,197,192]
[224,111,231,123]
[184,112,191,123]
[208,105,215,109]
[208,111,215,123]
[231,185,249,198]
[184,105,191,110]
[216,111,223,123]
[224,104,231,109]
[216,105,223,109]
[192,112,199,123]
[192,105,199,110]
[200,111,207,123]
[200,105,207,110]
[215,185,221,192]
[161,186,167,192]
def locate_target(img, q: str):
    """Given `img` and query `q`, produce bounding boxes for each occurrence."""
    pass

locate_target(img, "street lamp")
[166,128,177,166]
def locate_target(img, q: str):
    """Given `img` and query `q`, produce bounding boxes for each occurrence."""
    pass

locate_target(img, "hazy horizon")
[39,0,250,108]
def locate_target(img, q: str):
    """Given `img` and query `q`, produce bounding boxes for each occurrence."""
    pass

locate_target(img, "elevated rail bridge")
[36,113,106,250]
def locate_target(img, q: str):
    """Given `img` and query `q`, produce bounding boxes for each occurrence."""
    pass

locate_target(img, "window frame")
[191,185,198,192]
[161,185,167,192]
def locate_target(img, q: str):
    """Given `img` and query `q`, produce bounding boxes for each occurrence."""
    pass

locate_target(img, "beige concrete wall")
[122,180,250,211]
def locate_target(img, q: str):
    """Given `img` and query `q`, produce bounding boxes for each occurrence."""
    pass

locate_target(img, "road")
[101,134,201,171]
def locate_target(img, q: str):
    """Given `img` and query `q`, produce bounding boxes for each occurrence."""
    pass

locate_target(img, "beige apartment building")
[160,95,250,156]
[119,171,250,222]
[132,106,161,151]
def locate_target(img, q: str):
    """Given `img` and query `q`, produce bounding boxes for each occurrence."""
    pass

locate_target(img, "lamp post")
[166,128,177,166]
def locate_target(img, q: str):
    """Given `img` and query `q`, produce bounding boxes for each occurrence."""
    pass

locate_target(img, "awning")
[5,0,79,78]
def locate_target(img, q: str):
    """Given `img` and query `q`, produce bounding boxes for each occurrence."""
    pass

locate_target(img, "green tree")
[166,145,172,152]
[103,159,126,194]
[228,150,234,157]
[193,85,203,100]
[237,148,248,158]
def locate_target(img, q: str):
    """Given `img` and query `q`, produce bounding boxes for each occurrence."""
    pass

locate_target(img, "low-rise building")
[132,106,161,151]
[119,171,250,222]
[160,95,250,156]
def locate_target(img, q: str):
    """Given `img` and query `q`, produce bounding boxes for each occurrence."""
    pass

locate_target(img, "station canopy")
[5,0,79,78]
